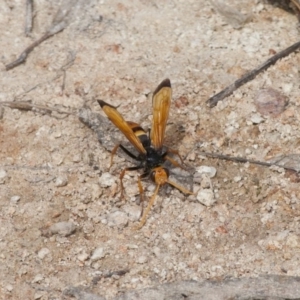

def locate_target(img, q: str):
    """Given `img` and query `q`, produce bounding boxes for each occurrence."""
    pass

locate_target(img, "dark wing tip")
[97,100,116,109]
[97,100,106,108]
[153,78,171,95]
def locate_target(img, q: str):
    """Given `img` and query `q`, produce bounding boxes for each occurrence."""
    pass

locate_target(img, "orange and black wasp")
[98,79,193,228]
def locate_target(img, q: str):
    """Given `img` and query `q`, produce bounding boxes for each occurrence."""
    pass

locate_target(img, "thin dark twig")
[6,0,77,71]
[92,269,130,285]
[25,0,34,36]
[206,40,300,108]
[0,101,75,116]
[198,151,298,172]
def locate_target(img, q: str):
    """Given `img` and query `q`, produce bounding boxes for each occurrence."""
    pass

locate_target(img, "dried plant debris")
[0,101,74,117]
[254,88,288,117]
[197,151,300,173]
[6,0,79,70]
[25,0,34,36]
[268,154,300,172]
[210,0,252,29]
[207,40,300,107]
[267,0,300,21]
[64,275,300,300]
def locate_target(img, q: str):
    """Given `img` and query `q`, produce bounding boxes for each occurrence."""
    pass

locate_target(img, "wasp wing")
[97,100,146,155]
[150,79,172,151]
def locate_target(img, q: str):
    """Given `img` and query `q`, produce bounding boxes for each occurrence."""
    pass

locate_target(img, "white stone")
[107,210,128,227]
[153,247,161,257]
[196,166,217,178]
[6,284,13,292]
[55,176,68,187]
[78,252,89,262]
[123,204,142,222]
[250,113,264,124]
[38,248,50,259]
[196,189,216,206]
[10,195,20,203]
[233,176,242,182]
[91,247,106,261]
[137,255,148,264]
[32,274,44,283]
[0,169,7,179]
[49,221,76,236]
[99,172,116,187]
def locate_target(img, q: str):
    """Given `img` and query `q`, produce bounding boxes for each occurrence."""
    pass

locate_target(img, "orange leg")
[137,173,149,204]
[135,184,161,230]
[167,179,194,195]
[119,165,143,199]
[164,155,186,170]
[109,144,120,170]
[166,147,185,165]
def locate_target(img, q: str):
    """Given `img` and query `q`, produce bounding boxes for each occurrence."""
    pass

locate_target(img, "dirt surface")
[0,0,300,299]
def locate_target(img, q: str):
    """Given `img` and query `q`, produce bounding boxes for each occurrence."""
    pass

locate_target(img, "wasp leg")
[137,172,148,203]
[109,144,141,171]
[135,184,161,230]
[119,144,141,161]
[167,179,194,195]
[163,155,186,170]
[109,144,120,171]
[166,147,185,164]
[163,148,187,170]
[119,165,143,199]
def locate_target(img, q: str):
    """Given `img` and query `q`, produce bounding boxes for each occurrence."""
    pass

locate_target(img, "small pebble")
[38,248,50,259]
[0,169,7,183]
[123,204,142,222]
[91,183,103,200]
[49,221,76,237]
[34,292,44,300]
[250,113,264,124]
[78,252,89,262]
[99,172,116,187]
[32,274,44,283]
[153,247,161,257]
[233,176,242,182]
[51,153,64,166]
[255,88,288,117]
[55,176,68,187]
[107,211,128,227]
[53,130,62,138]
[286,234,299,248]
[196,166,217,178]
[137,255,148,264]
[196,189,216,206]
[91,247,106,261]
[10,195,20,203]
[6,284,13,292]
[72,154,82,162]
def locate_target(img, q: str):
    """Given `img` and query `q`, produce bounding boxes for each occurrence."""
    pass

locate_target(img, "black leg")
[119,144,142,161]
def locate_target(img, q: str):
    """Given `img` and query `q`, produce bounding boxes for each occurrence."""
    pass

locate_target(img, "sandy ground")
[0,0,300,299]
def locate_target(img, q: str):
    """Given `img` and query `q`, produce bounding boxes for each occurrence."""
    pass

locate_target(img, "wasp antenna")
[153,78,171,95]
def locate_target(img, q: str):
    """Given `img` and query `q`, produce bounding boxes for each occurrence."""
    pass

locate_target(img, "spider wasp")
[98,79,193,228]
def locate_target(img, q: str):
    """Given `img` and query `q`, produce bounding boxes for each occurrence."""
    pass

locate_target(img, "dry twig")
[206,40,300,108]
[6,0,78,71]
[0,101,74,116]
[25,0,34,36]
[198,151,300,172]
